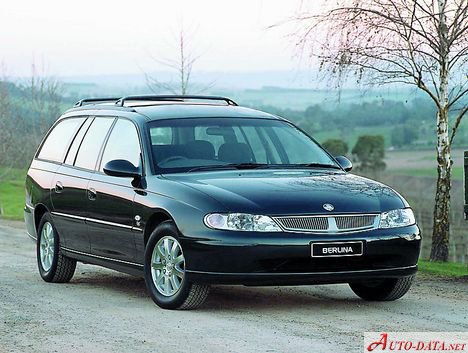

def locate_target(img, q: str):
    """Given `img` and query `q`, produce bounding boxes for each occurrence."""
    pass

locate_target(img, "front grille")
[274,214,379,233]
[335,215,376,230]
[279,216,328,231]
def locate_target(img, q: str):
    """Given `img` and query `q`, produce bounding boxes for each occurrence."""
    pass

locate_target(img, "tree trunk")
[430,0,450,262]
[430,107,451,262]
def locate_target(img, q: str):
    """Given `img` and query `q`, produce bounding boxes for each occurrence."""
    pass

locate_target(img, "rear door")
[44,117,90,251]
[53,117,115,252]
[87,118,142,262]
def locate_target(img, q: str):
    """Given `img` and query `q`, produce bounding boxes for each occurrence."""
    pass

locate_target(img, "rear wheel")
[37,213,76,283]
[349,275,414,301]
[144,221,210,310]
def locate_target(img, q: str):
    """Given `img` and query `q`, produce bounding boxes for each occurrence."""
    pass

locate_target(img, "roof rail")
[115,95,238,107]
[74,97,121,107]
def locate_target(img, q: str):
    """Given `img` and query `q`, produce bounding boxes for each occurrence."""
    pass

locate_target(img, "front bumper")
[182,225,421,285]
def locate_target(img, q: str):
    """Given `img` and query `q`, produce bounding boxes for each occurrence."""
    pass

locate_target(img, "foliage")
[322,139,348,156]
[352,135,386,172]
[0,168,26,220]
[0,69,62,172]
[391,122,419,147]
[418,260,467,278]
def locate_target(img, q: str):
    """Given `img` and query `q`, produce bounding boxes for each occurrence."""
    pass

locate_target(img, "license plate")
[311,241,364,258]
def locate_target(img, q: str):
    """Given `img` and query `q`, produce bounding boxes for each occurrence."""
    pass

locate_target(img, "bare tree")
[22,61,63,147]
[146,26,198,95]
[0,61,62,173]
[146,25,212,95]
[290,0,467,261]
[0,71,14,177]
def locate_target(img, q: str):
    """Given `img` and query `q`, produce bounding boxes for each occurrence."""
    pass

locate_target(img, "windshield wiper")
[187,163,270,173]
[295,163,342,169]
[228,163,271,169]
[187,163,341,172]
[187,165,236,173]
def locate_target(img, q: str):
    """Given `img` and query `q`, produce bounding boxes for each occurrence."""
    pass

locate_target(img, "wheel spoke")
[174,267,184,278]
[152,262,163,270]
[156,244,165,259]
[169,275,178,290]
[156,272,164,285]
[171,241,178,258]
[173,255,184,265]
[164,238,170,257]
[164,276,170,293]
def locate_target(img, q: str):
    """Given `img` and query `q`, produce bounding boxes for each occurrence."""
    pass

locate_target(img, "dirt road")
[0,220,466,353]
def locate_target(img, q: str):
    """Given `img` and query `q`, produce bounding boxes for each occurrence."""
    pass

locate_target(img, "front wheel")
[349,275,415,301]
[144,221,210,310]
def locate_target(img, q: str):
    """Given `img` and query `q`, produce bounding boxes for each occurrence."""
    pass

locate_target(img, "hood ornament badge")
[323,203,334,212]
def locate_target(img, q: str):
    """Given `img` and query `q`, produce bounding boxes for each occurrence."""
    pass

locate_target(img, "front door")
[86,118,142,262]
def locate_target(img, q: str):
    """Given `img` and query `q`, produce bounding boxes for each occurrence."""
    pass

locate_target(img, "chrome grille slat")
[274,214,378,233]
[335,215,375,230]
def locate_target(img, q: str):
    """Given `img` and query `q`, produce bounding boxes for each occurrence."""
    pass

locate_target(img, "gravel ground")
[0,220,466,353]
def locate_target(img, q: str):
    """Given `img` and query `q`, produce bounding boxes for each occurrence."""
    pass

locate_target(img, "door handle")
[87,188,97,201]
[54,181,64,194]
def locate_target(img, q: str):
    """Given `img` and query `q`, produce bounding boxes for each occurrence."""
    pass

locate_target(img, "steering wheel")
[159,155,189,165]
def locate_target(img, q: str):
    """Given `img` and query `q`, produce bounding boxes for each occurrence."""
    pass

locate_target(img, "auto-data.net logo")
[364,332,468,352]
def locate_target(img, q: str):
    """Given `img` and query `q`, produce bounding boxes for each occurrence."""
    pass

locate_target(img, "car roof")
[63,95,285,123]
[134,104,281,121]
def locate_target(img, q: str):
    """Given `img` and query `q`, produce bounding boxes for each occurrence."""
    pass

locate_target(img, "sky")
[0,0,324,78]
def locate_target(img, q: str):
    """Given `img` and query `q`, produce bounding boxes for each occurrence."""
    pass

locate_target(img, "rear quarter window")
[37,117,86,163]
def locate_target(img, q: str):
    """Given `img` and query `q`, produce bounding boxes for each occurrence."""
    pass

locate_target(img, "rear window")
[37,117,86,163]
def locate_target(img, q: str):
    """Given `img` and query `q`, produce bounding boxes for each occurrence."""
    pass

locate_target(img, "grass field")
[0,168,26,220]
[418,260,468,278]
[388,166,464,180]
[384,149,465,180]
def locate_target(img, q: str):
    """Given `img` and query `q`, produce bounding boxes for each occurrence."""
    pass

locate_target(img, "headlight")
[204,213,282,232]
[379,208,415,228]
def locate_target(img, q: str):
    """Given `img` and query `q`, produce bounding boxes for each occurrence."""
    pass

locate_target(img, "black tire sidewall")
[37,213,60,282]
[349,276,412,301]
[144,221,192,309]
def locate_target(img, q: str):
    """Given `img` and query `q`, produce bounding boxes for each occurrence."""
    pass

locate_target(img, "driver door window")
[100,119,141,171]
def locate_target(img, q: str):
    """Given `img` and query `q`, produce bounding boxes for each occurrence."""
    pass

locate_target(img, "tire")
[37,212,76,283]
[349,275,414,301]
[144,221,210,310]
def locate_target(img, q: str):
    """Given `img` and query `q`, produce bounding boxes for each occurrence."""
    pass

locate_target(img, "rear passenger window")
[100,119,141,171]
[74,117,114,170]
[64,118,93,165]
[37,117,86,162]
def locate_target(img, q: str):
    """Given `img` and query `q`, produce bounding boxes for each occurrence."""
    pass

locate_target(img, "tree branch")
[449,105,468,144]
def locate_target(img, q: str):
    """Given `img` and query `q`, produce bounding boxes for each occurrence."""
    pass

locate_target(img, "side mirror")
[103,159,141,178]
[335,156,353,172]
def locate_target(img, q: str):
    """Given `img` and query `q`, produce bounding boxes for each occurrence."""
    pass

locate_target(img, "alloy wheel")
[151,236,185,296]
[39,222,55,272]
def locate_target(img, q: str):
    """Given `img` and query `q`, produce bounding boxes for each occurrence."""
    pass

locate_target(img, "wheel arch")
[143,210,176,246]
[34,204,49,233]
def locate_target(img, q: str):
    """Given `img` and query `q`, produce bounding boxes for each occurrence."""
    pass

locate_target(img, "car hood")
[162,170,407,215]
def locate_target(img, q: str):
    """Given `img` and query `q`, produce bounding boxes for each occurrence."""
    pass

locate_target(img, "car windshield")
[148,118,339,173]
